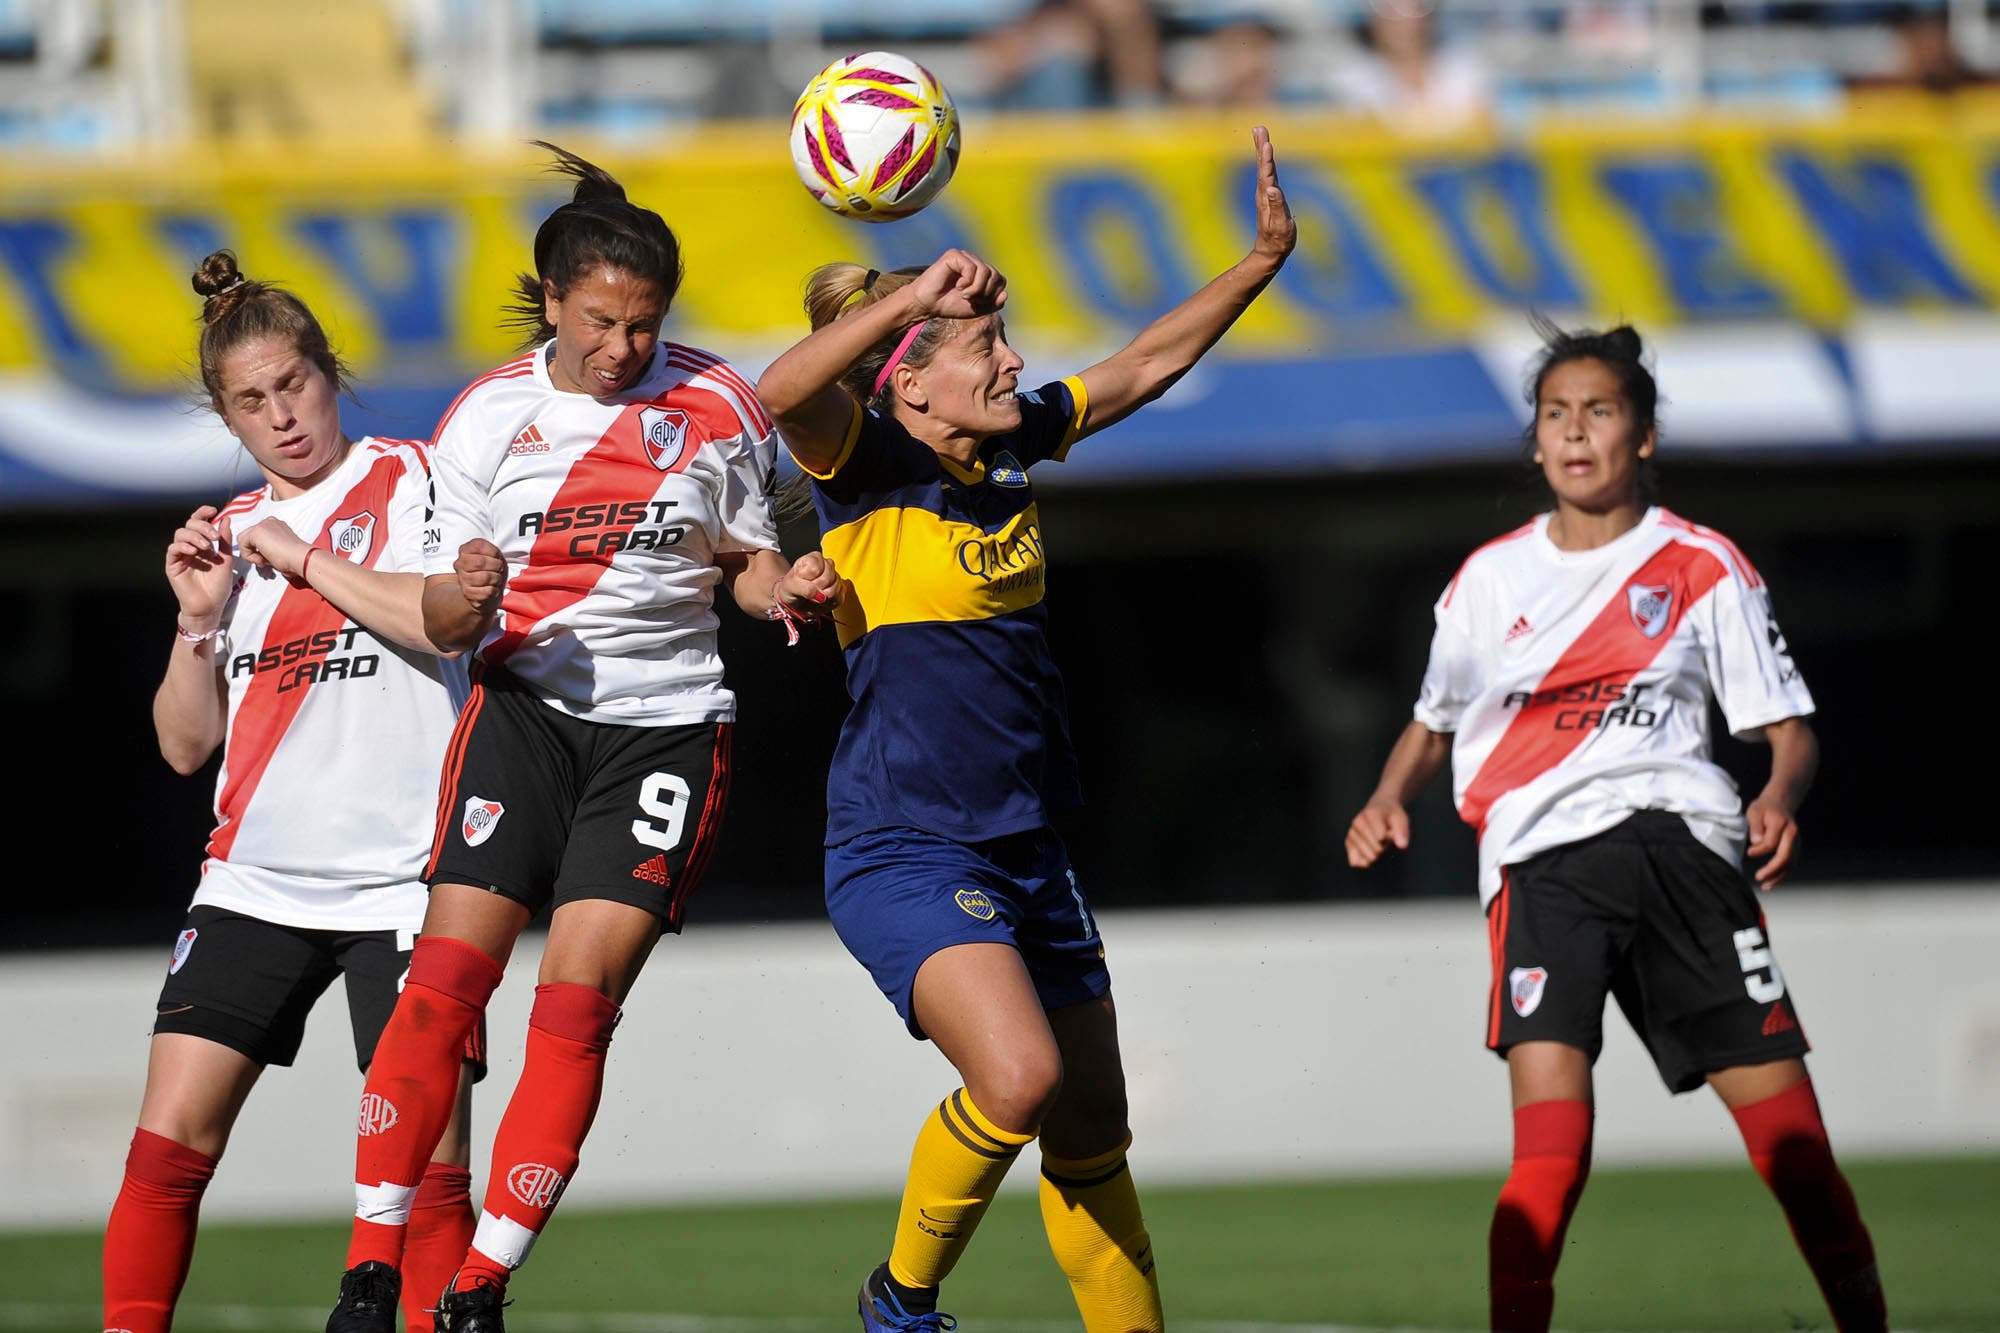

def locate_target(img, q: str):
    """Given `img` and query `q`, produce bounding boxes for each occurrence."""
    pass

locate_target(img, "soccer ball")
[790,51,960,222]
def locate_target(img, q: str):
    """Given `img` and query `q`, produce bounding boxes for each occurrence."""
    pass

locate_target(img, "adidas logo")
[632,853,670,886]
[1762,1001,1797,1037]
[508,422,550,455]
[1504,615,1534,643]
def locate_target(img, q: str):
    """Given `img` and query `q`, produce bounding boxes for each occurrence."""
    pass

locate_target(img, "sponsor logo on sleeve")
[329,512,377,565]
[639,406,691,472]
[1509,965,1548,1017]
[953,888,998,921]
[1627,584,1673,638]
[507,1161,567,1209]
[462,798,505,846]
[169,928,197,975]
[988,450,1028,488]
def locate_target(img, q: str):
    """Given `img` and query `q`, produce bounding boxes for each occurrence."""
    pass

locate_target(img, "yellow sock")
[886,1088,1034,1290]
[1039,1137,1164,1333]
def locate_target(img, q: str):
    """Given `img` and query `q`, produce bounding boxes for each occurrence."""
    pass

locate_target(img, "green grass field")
[9,1157,1993,1332]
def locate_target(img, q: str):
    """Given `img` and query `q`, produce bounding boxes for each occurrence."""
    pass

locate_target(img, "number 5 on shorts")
[632,772,690,852]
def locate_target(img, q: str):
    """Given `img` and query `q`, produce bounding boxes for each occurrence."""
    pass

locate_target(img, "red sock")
[455,983,619,1294]
[1732,1079,1886,1333]
[400,1163,475,1332]
[102,1129,218,1333]
[348,937,502,1272]
[1489,1099,1593,1333]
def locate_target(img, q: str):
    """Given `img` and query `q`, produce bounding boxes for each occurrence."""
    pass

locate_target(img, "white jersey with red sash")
[421,339,781,726]
[1415,507,1814,907]
[195,438,468,931]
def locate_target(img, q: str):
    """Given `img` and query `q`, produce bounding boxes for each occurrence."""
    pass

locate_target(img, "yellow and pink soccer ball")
[790,51,960,222]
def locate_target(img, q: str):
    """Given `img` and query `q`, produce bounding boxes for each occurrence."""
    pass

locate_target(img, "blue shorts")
[826,824,1111,1040]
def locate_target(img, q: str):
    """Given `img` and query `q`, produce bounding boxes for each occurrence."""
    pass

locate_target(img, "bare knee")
[966,1046,1065,1136]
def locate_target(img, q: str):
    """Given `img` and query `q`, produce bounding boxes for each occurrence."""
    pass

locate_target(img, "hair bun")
[191,249,247,300]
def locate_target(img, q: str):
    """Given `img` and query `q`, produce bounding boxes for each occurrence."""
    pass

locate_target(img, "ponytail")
[803,261,957,410]
[503,141,684,349]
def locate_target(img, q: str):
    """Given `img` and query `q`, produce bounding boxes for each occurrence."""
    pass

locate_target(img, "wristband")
[175,619,222,645]
[301,546,318,583]
[765,598,809,647]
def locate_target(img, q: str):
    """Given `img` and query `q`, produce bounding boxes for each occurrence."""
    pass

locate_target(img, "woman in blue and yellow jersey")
[757,128,1296,1333]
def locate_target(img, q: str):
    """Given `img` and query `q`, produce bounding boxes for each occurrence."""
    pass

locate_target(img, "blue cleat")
[858,1266,957,1333]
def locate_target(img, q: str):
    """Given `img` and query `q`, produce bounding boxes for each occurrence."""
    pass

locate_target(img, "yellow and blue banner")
[4,100,2000,502]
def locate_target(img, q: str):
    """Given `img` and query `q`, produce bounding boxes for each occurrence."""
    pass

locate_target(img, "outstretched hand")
[902,249,1007,322]
[1249,126,1295,265]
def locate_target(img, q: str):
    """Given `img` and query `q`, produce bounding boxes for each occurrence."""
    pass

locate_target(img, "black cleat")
[325,1260,401,1333]
[433,1276,509,1332]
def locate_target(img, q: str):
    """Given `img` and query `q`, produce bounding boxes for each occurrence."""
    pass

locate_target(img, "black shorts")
[155,904,487,1076]
[425,665,733,931]
[1485,810,1811,1093]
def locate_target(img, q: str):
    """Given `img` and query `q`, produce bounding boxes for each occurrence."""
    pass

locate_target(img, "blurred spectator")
[969,0,1166,110]
[1177,17,1289,108]
[1330,0,1492,131]
[1849,5,1990,93]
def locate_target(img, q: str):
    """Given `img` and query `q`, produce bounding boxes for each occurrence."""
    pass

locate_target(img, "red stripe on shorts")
[425,667,489,879]
[667,723,734,928]
[1486,873,1511,1050]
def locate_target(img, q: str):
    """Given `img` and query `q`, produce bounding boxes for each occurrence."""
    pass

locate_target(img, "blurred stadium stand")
[4,1,2000,146]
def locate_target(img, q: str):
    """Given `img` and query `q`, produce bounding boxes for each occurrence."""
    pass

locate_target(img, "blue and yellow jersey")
[797,377,1089,845]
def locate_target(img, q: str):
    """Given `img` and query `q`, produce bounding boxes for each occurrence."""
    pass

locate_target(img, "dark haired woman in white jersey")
[105,250,479,1333]
[1347,322,1886,1333]
[325,144,838,1333]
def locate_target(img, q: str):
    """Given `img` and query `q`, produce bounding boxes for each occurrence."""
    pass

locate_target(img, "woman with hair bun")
[1346,321,1888,1333]
[104,250,481,1333]
[326,143,839,1333]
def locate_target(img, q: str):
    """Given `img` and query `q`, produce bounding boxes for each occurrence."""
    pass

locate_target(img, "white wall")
[4,887,1997,1229]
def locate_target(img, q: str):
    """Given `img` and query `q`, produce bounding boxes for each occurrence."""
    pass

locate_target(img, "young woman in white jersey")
[104,252,481,1333]
[326,145,839,1333]
[1346,322,1886,1333]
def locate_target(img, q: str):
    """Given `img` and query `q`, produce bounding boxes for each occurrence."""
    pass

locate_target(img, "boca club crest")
[639,406,692,472]
[329,511,377,565]
[1509,966,1548,1017]
[1627,583,1673,639]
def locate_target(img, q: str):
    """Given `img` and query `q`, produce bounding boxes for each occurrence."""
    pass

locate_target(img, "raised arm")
[1345,720,1453,870]
[756,250,1007,473]
[1071,126,1296,441]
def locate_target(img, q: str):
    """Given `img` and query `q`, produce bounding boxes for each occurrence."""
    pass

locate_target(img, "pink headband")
[872,321,929,398]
